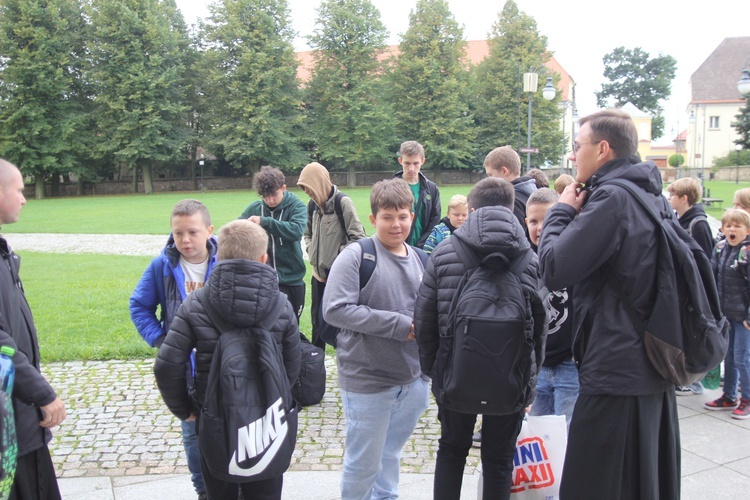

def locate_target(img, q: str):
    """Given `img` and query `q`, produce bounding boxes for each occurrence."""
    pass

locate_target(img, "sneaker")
[704,394,739,411]
[472,430,482,447]
[676,386,696,396]
[732,398,750,420]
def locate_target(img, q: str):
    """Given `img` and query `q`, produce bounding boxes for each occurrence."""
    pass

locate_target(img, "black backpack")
[306,191,352,239]
[291,333,325,407]
[199,295,298,482]
[441,237,535,415]
[604,179,729,386]
[318,238,429,347]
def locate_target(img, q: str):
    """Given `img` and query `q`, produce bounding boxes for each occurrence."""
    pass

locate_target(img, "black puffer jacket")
[154,259,301,420]
[712,237,750,323]
[539,156,674,396]
[0,236,57,456]
[414,206,548,408]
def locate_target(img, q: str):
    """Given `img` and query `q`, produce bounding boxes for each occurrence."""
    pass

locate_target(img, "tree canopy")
[595,46,677,140]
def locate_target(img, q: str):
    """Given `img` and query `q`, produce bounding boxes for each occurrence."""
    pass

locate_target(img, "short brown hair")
[734,188,750,211]
[467,177,514,211]
[399,141,425,159]
[666,178,702,206]
[484,146,521,177]
[721,208,750,229]
[553,174,576,194]
[527,168,549,189]
[171,199,211,226]
[526,188,559,208]
[370,178,414,216]
[578,109,638,158]
[253,166,285,197]
[217,220,268,261]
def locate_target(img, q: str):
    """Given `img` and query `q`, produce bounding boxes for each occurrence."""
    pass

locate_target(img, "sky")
[174,0,749,143]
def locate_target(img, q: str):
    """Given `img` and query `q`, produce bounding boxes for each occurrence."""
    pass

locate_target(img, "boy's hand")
[185,413,196,422]
[248,215,261,225]
[559,183,587,214]
[744,320,750,330]
[406,322,416,341]
[39,397,66,428]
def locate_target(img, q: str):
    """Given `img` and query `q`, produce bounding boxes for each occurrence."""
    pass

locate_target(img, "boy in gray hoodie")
[323,178,429,500]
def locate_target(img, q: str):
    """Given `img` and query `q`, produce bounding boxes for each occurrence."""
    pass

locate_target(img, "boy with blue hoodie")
[130,199,218,500]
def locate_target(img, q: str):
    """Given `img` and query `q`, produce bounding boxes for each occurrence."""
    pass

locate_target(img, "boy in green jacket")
[239,165,307,319]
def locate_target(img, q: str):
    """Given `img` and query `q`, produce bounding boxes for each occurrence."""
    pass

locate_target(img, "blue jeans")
[340,378,429,500]
[181,420,204,493]
[529,359,580,426]
[723,321,750,401]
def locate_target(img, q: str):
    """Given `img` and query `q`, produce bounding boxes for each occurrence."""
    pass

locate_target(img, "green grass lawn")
[701,180,749,218]
[8,185,477,235]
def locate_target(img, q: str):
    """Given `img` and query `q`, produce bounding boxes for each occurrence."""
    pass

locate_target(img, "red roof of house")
[296,40,573,100]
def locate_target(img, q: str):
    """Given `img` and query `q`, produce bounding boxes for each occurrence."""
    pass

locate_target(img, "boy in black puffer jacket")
[705,209,750,419]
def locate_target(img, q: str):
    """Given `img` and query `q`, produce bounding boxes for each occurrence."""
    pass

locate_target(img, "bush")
[668,154,685,168]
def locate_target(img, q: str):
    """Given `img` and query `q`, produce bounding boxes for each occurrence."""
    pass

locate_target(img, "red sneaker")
[705,394,739,411]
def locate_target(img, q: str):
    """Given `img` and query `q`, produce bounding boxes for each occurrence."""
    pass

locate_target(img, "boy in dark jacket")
[239,166,307,320]
[154,219,301,499]
[667,177,713,396]
[414,177,547,499]
[483,145,537,233]
[130,199,217,499]
[705,209,750,419]
[393,141,441,248]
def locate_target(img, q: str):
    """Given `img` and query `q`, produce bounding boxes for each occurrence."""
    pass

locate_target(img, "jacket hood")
[452,206,530,259]
[204,259,281,327]
[297,162,332,208]
[680,204,708,225]
[263,190,299,213]
[163,234,218,266]
[513,177,538,197]
[587,156,663,197]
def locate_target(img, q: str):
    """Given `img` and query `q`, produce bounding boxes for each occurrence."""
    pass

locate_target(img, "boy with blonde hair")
[324,178,430,499]
[155,219,301,499]
[423,194,468,254]
[553,174,576,195]
[704,209,750,418]
[130,199,217,499]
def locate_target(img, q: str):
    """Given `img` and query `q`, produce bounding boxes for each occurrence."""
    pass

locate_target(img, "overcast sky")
[175,0,749,143]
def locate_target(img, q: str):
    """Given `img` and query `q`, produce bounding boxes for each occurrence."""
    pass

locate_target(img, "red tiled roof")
[296,40,573,100]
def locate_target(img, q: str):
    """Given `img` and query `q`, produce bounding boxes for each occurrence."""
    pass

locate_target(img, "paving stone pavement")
[44,356,480,479]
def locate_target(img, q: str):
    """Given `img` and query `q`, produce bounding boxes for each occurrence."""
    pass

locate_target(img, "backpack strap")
[451,237,532,277]
[333,192,349,239]
[204,293,287,335]
[356,238,428,290]
[687,215,708,237]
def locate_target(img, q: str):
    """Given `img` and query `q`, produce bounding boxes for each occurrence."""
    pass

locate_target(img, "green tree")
[88,0,190,194]
[387,0,474,180]
[0,0,90,198]
[305,0,394,182]
[733,101,750,150]
[198,0,304,173]
[595,47,676,140]
[668,154,684,168]
[470,0,561,170]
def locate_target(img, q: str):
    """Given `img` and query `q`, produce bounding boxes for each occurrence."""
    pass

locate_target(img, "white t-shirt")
[180,256,208,295]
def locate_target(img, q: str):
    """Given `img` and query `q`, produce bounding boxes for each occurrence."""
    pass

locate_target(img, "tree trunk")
[34,175,45,200]
[132,167,139,193]
[432,164,442,186]
[142,164,154,194]
[76,177,83,196]
[51,174,60,197]
[191,143,198,191]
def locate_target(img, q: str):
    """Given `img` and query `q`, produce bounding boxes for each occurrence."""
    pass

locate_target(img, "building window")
[709,116,720,129]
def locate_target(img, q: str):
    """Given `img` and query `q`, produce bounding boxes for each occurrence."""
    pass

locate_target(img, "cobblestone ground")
[44,357,481,478]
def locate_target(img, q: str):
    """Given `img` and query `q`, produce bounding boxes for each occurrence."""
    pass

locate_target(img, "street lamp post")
[523,66,557,173]
[738,145,743,184]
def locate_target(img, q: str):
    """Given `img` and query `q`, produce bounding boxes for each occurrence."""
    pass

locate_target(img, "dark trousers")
[200,453,283,500]
[11,446,61,500]
[278,284,305,323]
[560,391,681,500]
[309,277,327,349]
[434,407,523,500]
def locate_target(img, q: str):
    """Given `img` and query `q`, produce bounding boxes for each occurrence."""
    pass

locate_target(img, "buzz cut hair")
[467,177,515,211]
[399,141,425,159]
[483,146,521,177]
[370,178,414,216]
[526,188,559,209]
[171,199,211,226]
[217,219,268,262]
[253,166,286,198]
